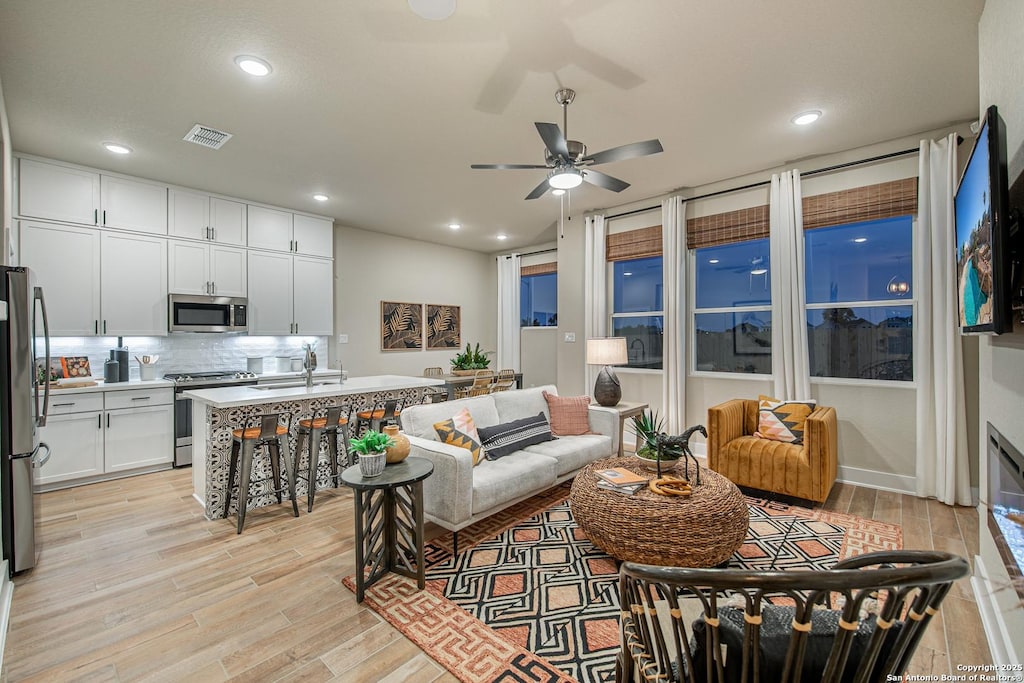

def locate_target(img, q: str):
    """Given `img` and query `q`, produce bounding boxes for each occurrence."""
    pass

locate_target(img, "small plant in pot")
[450,342,493,376]
[630,409,682,471]
[349,430,395,478]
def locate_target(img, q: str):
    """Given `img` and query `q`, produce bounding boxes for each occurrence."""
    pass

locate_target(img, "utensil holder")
[139,364,157,381]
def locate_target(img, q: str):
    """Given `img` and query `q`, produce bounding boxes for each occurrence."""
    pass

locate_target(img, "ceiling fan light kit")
[548,167,583,189]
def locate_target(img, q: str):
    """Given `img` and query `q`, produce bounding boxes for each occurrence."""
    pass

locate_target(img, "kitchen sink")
[248,381,342,390]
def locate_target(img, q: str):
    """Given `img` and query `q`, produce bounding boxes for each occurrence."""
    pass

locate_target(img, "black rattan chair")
[617,550,968,683]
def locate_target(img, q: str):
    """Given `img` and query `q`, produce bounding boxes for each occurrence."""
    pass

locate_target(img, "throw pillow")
[478,412,555,460]
[433,406,485,465]
[542,390,592,436]
[755,394,817,444]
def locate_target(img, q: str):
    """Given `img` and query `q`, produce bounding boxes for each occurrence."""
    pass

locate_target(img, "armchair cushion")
[755,394,817,444]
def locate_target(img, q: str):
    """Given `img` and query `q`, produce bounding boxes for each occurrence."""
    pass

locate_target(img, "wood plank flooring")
[0,470,992,681]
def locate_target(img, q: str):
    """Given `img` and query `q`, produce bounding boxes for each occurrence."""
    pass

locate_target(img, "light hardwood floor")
[1,470,992,681]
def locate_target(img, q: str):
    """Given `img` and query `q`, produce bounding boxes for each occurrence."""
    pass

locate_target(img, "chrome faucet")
[303,343,317,388]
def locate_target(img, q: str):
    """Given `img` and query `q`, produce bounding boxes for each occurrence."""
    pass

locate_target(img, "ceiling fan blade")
[535,122,570,159]
[583,169,630,192]
[582,139,664,165]
[525,178,551,200]
[471,163,550,170]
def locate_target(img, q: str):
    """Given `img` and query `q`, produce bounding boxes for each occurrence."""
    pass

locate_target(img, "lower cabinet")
[37,388,173,488]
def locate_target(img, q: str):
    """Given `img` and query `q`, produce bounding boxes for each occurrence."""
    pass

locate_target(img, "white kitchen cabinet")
[18,158,100,225]
[18,221,102,336]
[37,410,105,486]
[100,175,167,234]
[247,251,294,334]
[169,191,247,246]
[292,255,334,335]
[292,215,334,258]
[169,241,246,297]
[104,405,174,471]
[247,205,293,252]
[100,232,168,335]
[210,198,247,246]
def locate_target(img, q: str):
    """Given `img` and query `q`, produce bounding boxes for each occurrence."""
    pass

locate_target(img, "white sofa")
[400,385,619,535]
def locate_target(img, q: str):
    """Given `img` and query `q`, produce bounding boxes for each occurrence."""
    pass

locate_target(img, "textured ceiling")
[0,0,984,252]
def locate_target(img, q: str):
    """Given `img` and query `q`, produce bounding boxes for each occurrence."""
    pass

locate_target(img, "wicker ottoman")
[569,457,749,567]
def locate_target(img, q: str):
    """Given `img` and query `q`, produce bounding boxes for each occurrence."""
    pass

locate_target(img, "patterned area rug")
[343,484,902,683]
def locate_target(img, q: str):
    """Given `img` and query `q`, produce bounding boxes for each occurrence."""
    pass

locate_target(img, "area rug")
[343,485,902,683]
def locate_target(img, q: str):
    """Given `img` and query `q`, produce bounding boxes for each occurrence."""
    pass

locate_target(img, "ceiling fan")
[471,88,664,200]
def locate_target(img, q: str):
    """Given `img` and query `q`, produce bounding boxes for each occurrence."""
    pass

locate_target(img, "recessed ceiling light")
[623,272,633,276]
[551,189,566,197]
[312,193,329,202]
[853,237,868,243]
[408,0,456,21]
[448,223,461,230]
[496,234,508,240]
[234,55,272,77]
[708,259,720,264]
[792,110,822,126]
[103,142,132,155]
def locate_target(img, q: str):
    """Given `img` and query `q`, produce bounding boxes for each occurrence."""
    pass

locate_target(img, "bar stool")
[224,413,299,534]
[355,398,403,434]
[295,405,351,513]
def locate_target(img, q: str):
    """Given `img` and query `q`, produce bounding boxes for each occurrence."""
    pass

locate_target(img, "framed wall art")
[426,304,461,349]
[381,301,424,351]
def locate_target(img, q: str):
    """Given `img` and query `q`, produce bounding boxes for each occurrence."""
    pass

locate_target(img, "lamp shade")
[586,337,628,365]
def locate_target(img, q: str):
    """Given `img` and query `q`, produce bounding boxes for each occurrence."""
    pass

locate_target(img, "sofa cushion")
[491,385,555,423]
[756,394,817,444]
[542,391,593,436]
[477,412,554,460]
[401,394,500,440]
[472,451,558,515]
[523,434,614,476]
[434,407,485,466]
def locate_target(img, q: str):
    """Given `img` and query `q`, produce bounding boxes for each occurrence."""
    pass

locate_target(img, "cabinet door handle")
[52,402,75,407]
[94,209,98,225]
[212,227,216,241]
[94,320,99,334]
[102,210,107,225]
[131,396,152,401]
[98,414,102,429]
[294,240,298,253]
[106,413,110,428]
[103,320,107,334]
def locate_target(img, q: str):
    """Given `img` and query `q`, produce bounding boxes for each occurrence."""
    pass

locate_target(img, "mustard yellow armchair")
[707,399,837,503]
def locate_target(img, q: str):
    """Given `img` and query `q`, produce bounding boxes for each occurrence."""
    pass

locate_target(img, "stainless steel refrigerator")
[0,266,51,575]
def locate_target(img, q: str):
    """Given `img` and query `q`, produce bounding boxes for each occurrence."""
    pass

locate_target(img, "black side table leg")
[353,488,366,603]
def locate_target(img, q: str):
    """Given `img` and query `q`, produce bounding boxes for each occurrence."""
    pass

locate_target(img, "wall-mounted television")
[954,104,1014,335]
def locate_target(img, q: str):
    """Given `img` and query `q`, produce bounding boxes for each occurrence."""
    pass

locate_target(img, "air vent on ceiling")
[182,124,232,149]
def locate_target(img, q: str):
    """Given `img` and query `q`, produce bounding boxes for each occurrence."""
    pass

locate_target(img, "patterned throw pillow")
[542,391,593,436]
[477,412,555,460]
[433,406,485,465]
[755,394,817,444]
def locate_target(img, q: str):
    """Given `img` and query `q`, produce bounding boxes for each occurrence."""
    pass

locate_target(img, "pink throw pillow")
[542,390,592,436]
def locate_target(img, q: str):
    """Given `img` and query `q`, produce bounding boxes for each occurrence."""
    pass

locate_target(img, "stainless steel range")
[165,370,259,467]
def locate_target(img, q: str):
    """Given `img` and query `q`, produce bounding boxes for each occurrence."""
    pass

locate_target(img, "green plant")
[450,342,492,370]
[630,409,680,461]
[349,430,395,455]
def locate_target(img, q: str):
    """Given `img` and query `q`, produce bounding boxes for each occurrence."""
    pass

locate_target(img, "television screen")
[954,105,1010,334]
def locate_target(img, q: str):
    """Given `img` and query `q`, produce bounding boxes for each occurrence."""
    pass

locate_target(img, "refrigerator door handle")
[34,285,51,427]
[33,443,51,468]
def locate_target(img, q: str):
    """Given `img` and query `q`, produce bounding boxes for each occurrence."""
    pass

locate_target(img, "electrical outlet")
[337,334,349,343]
[564,332,576,342]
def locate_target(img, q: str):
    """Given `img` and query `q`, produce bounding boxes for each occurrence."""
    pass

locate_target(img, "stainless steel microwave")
[168,294,248,333]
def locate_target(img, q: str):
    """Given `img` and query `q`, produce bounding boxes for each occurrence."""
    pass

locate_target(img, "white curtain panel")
[769,170,811,400]
[661,196,687,434]
[496,253,521,371]
[916,135,971,505]
[583,214,607,394]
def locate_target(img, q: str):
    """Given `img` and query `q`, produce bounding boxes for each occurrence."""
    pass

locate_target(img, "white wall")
[1,72,11,265]
[331,225,496,377]
[520,327,557,388]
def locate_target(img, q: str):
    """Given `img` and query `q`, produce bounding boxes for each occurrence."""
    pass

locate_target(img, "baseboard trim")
[0,560,13,667]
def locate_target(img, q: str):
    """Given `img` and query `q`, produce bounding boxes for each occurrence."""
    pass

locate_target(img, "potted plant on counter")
[349,430,395,478]
[630,409,682,471]
[449,342,493,376]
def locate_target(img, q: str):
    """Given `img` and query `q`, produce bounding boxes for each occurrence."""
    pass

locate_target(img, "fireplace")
[987,422,1024,600]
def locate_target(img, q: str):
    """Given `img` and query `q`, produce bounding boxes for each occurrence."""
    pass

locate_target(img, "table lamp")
[586,337,628,407]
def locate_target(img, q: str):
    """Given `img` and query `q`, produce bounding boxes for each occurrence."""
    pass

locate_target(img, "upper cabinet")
[292,215,334,258]
[247,205,293,253]
[17,158,167,234]
[169,189,246,245]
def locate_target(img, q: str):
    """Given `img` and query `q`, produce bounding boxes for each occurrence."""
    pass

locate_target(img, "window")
[611,256,663,369]
[804,216,914,381]
[693,238,772,374]
[520,272,557,327]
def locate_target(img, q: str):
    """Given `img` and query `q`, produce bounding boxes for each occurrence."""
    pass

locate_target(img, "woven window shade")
[521,262,557,276]
[802,177,918,230]
[686,205,769,250]
[606,225,663,261]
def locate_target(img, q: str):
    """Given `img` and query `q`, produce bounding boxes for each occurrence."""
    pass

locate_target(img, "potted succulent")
[349,430,395,478]
[630,409,682,471]
[450,342,493,376]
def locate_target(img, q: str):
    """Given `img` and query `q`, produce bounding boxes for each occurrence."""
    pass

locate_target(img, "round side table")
[341,456,434,602]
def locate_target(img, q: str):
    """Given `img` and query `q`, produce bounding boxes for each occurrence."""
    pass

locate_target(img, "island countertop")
[182,374,444,409]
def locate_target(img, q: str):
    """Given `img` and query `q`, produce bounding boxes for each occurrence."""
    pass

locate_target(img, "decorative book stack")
[595,467,648,496]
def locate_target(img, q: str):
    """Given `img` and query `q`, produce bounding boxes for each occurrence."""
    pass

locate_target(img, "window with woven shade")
[521,262,557,327]
[605,225,665,369]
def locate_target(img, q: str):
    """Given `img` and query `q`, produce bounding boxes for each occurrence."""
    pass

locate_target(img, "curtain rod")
[604,145,923,221]
[497,246,557,261]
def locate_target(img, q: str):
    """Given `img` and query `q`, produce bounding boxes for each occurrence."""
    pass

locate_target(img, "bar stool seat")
[355,399,402,433]
[296,406,351,513]
[224,413,298,534]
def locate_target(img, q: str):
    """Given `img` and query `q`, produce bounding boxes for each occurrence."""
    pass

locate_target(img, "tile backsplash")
[48,335,330,379]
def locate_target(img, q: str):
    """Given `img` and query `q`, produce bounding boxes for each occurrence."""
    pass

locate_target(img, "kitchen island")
[184,375,444,518]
